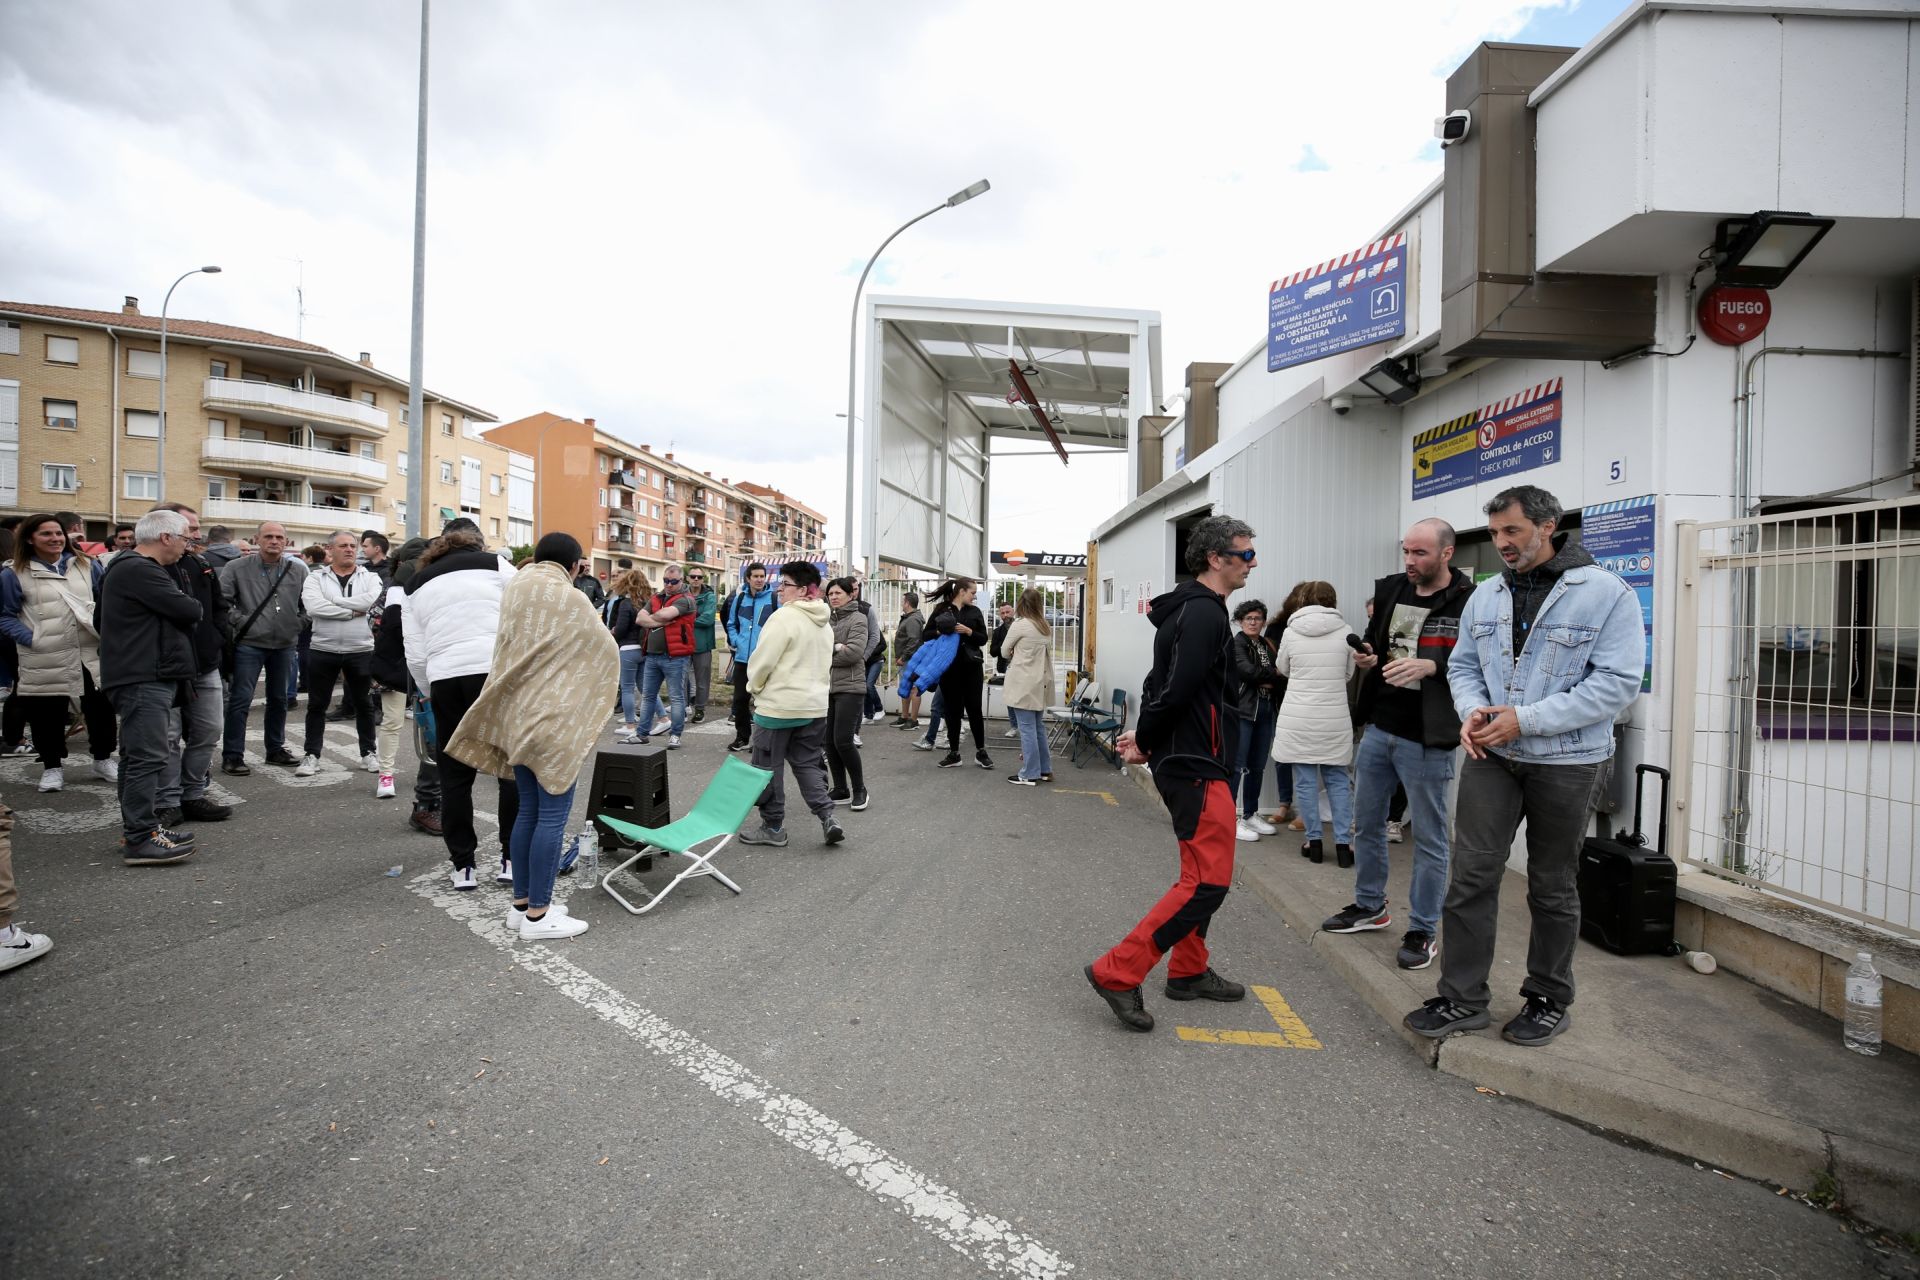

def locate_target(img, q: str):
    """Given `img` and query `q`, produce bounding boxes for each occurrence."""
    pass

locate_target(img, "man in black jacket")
[97,509,203,866]
[1085,515,1255,1032]
[1322,519,1475,972]
[152,503,233,826]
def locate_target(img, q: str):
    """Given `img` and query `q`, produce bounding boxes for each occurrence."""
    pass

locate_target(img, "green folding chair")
[597,756,773,916]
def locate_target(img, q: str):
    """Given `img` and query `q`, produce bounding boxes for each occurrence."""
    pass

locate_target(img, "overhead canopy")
[861,296,1162,576]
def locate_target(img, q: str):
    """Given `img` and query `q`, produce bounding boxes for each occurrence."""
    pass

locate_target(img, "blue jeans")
[225,643,293,761]
[864,657,884,719]
[1353,725,1457,935]
[921,688,948,746]
[638,653,688,736]
[618,648,645,726]
[1230,700,1277,817]
[1011,707,1051,779]
[511,766,575,910]
[1292,762,1353,844]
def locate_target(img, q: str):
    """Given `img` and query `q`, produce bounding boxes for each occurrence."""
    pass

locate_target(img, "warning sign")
[1412,379,1564,500]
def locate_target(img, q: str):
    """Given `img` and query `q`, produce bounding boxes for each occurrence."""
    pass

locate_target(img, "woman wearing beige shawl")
[446,533,616,940]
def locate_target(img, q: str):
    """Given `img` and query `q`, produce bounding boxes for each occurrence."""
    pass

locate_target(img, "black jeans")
[825,691,865,795]
[303,649,376,758]
[1438,753,1604,1011]
[429,672,519,870]
[19,668,117,768]
[107,680,178,842]
[938,661,985,752]
[731,673,754,743]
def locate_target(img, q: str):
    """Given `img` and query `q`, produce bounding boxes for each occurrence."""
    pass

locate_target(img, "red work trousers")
[1092,775,1236,990]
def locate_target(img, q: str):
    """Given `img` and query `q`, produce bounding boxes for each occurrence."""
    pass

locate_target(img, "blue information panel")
[1580,494,1656,693]
[1266,233,1407,372]
[1411,379,1564,500]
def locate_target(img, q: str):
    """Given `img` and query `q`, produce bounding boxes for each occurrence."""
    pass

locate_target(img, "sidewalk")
[1233,827,1920,1232]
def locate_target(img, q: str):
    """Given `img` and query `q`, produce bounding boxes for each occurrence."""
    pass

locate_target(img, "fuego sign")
[1697,285,1772,346]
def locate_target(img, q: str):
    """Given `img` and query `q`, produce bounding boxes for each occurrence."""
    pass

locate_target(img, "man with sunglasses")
[635,564,695,748]
[1086,515,1255,1032]
[682,568,719,724]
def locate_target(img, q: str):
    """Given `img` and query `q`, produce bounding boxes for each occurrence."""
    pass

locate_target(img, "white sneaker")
[1386,820,1406,844]
[38,767,63,793]
[376,773,396,799]
[1000,728,1020,739]
[1235,817,1262,843]
[652,719,671,736]
[0,925,52,972]
[363,752,380,774]
[495,858,513,885]
[92,757,119,782]
[1246,814,1278,835]
[521,908,588,940]
[851,734,863,747]
[667,735,682,750]
[505,903,527,928]
[294,754,319,777]
[449,866,477,891]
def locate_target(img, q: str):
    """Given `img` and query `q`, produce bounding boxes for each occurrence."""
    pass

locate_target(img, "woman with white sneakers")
[1271,580,1358,867]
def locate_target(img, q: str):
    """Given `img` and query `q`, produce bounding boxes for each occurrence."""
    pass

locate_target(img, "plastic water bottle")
[1844,951,1882,1057]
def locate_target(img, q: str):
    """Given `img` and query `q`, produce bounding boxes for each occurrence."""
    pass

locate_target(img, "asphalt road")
[0,700,1901,1278]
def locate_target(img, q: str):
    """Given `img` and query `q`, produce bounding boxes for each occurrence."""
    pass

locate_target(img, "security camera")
[1330,394,1353,416]
[1435,109,1472,149]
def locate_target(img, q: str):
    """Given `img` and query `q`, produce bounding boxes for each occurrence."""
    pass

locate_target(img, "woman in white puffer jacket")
[1270,581,1357,866]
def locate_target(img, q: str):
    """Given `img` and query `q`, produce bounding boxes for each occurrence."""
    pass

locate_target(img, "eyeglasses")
[777,581,800,591]
[1217,547,1257,563]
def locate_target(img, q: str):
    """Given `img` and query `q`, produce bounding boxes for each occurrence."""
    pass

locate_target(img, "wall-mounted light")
[1711,211,1835,289]
[1357,356,1422,405]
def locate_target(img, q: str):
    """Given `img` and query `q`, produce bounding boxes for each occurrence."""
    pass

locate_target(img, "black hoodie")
[1133,578,1233,782]
[1506,534,1596,653]
[370,535,430,690]
[1354,565,1476,750]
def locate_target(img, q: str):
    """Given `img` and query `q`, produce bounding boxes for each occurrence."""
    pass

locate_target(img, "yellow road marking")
[1176,984,1322,1051]
[1054,788,1119,807]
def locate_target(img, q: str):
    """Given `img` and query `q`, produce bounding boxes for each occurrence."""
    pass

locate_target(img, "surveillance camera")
[1435,108,1472,149]
[1330,394,1353,416]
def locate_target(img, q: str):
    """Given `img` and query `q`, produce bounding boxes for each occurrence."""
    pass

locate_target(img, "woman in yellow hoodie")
[737,560,843,849]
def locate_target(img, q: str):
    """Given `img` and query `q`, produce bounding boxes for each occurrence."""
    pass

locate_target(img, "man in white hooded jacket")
[737,560,842,849]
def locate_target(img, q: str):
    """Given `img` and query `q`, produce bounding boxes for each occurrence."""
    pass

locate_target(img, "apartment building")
[737,482,828,562]
[0,297,508,544]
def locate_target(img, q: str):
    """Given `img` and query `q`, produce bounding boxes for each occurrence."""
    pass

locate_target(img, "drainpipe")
[1720,345,1903,872]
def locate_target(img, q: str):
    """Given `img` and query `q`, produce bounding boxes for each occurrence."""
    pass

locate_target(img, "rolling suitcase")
[1577,764,1676,956]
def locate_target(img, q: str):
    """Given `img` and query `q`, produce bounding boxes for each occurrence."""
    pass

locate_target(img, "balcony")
[204,496,373,532]
[610,469,637,489]
[202,377,390,438]
[607,506,637,525]
[201,436,387,489]
[686,551,707,564]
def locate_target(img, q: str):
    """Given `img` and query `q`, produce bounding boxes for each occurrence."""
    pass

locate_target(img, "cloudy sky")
[0,0,1626,556]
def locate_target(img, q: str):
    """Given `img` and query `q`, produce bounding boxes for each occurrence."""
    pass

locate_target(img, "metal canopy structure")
[860,296,1162,577]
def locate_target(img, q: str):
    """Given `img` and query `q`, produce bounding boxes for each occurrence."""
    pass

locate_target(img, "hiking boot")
[1164,968,1246,1002]
[1502,995,1571,1046]
[821,816,846,846]
[124,830,196,866]
[1335,843,1355,869]
[156,806,184,828]
[737,823,788,847]
[181,796,233,822]
[409,807,443,835]
[221,757,252,777]
[1397,930,1438,971]
[1322,903,1392,933]
[937,752,963,768]
[1404,996,1491,1039]
[1084,964,1153,1032]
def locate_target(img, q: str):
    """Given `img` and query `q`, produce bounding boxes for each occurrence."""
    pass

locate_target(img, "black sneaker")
[155,806,184,828]
[821,816,846,846]
[1397,930,1437,970]
[974,750,993,770]
[1502,995,1571,1046]
[828,787,852,805]
[691,709,706,724]
[220,757,252,777]
[1084,964,1153,1032]
[1321,903,1392,933]
[181,796,234,822]
[1164,968,1246,1002]
[1403,996,1491,1039]
[124,829,196,866]
[850,789,869,812]
[1007,774,1037,787]
[937,752,963,768]
[264,748,299,767]
[726,738,750,753]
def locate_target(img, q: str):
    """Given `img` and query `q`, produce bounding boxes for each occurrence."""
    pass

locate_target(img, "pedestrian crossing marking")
[1176,985,1322,1051]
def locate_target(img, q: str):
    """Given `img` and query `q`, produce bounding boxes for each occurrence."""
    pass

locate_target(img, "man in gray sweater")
[218,522,308,774]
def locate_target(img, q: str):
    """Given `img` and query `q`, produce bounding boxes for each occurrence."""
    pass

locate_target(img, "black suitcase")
[1577,764,1676,956]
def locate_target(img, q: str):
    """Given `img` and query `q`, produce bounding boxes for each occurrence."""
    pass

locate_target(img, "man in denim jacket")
[1404,485,1645,1047]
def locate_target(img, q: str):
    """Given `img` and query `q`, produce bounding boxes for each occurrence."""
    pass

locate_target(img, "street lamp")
[844,179,990,574]
[158,264,222,504]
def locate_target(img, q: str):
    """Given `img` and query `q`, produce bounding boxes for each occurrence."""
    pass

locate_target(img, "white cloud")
[0,0,1578,557]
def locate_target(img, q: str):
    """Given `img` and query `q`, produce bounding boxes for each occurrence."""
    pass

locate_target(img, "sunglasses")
[1217,547,1257,563]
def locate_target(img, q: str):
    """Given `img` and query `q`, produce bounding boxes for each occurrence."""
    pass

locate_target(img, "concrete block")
[1673,899,1705,951]
[1820,953,1920,1056]
[1702,911,1824,1007]
[1830,1133,1920,1234]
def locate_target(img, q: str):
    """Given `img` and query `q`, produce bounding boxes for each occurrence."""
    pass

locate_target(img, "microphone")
[1345,634,1372,654]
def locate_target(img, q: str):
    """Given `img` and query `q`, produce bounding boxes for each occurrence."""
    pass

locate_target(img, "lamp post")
[158,264,222,504]
[844,179,989,575]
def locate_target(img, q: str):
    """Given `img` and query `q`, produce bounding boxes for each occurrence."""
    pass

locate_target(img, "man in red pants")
[1086,515,1257,1031]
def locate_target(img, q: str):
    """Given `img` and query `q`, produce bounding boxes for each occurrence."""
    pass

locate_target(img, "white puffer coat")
[9,557,102,698]
[1271,604,1357,766]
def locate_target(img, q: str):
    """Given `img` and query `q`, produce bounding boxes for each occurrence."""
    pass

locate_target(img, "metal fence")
[1670,494,1920,936]
[862,575,1087,710]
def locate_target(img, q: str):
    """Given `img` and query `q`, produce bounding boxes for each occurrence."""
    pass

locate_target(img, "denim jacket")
[1447,562,1645,764]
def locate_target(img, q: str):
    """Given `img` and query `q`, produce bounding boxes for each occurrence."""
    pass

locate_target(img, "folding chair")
[1070,689,1128,769]
[1044,678,1098,752]
[597,756,773,916]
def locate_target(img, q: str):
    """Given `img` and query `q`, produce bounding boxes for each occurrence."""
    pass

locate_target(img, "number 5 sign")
[1605,457,1627,487]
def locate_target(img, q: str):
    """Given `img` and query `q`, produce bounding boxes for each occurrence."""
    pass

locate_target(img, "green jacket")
[692,587,718,653]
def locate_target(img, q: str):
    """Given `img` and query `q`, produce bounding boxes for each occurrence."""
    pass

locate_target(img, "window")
[395,500,408,525]
[210,360,228,379]
[45,335,79,365]
[357,495,374,514]
[440,413,453,436]
[489,517,501,537]
[651,502,660,519]
[206,417,226,437]
[207,478,227,500]
[0,321,18,355]
[598,488,607,508]
[397,451,409,476]
[43,399,77,430]
[125,471,160,500]
[42,463,78,492]
[637,466,648,485]
[597,523,607,542]
[488,473,501,496]
[358,390,376,405]
[359,441,377,459]
[650,532,660,549]
[1102,578,1115,606]
[439,460,453,484]
[399,407,409,425]
[125,410,159,438]
[127,348,161,378]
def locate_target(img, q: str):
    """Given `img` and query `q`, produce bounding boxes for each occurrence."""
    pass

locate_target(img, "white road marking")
[410,872,1072,1278]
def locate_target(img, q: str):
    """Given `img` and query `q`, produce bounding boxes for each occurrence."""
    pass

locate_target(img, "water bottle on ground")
[1844,951,1882,1057]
